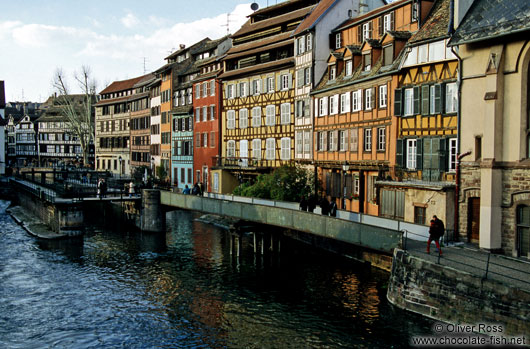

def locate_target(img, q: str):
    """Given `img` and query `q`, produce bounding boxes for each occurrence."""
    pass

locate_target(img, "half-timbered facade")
[130,74,154,173]
[312,0,434,215]
[215,0,318,194]
[14,114,38,167]
[377,0,458,227]
[95,75,147,177]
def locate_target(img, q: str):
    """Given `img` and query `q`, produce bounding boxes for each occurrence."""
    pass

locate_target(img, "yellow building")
[214,1,318,193]
[449,0,530,257]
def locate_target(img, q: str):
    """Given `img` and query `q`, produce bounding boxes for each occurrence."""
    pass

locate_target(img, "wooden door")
[468,197,480,243]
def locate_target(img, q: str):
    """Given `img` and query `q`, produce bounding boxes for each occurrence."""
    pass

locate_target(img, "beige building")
[449,0,530,257]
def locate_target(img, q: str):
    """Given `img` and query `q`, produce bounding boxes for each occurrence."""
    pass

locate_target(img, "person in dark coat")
[307,195,317,213]
[427,215,444,255]
[320,196,329,215]
[192,183,199,195]
[100,179,107,198]
[329,197,337,217]
[299,195,308,211]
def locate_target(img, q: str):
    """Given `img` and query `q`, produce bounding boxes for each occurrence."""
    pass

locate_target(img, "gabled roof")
[165,38,210,61]
[409,0,450,44]
[293,0,339,36]
[99,75,149,95]
[449,0,530,46]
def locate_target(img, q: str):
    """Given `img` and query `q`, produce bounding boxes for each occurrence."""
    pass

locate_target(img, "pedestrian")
[128,181,135,197]
[320,195,329,215]
[182,184,191,194]
[329,197,337,217]
[101,179,107,198]
[307,195,316,213]
[198,182,204,196]
[299,195,308,211]
[191,182,199,195]
[97,178,102,198]
[427,215,444,255]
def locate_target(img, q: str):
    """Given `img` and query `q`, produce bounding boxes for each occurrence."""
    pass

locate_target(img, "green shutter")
[396,138,404,168]
[439,137,448,172]
[421,85,429,115]
[394,88,403,116]
[440,82,447,114]
[434,84,442,114]
[416,138,423,170]
[413,86,420,115]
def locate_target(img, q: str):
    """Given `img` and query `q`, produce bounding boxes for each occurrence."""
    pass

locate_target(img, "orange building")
[311,0,434,215]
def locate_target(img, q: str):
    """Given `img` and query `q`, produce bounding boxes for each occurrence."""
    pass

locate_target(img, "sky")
[0,0,286,103]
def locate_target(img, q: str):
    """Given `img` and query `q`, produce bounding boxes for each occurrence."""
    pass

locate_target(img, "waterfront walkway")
[404,239,530,292]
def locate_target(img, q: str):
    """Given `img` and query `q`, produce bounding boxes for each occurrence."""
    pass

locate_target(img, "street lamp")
[118,156,122,179]
[151,157,155,178]
[342,163,350,209]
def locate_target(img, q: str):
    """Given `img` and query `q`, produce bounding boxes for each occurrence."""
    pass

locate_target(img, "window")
[383,13,394,33]
[210,105,215,120]
[306,33,312,51]
[252,107,261,127]
[412,0,419,22]
[266,105,275,126]
[363,53,371,71]
[210,80,215,96]
[303,130,311,154]
[379,85,387,108]
[328,131,336,151]
[227,140,235,157]
[281,103,291,124]
[350,128,358,152]
[297,37,305,55]
[318,132,325,151]
[352,90,362,111]
[449,138,458,171]
[267,77,274,93]
[339,130,347,151]
[195,108,201,122]
[297,69,304,87]
[335,33,341,49]
[210,132,215,148]
[296,100,305,117]
[414,206,426,225]
[266,138,275,160]
[252,139,262,159]
[365,88,373,110]
[239,108,248,129]
[239,82,248,97]
[383,45,393,66]
[202,82,208,97]
[340,93,350,114]
[353,176,360,195]
[404,88,414,116]
[445,82,458,113]
[213,173,219,192]
[329,95,339,115]
[406,139,417,169]
[362,22,372,40]
[281,74,289,90]
[319,97,328,116]
[202,106,207,122]
[195,85,201,99]
[203,133,208,147]
[377,127,386,151]
[475,136,482,161]
[345,60,353,76]
[280,137,290,160]
[252,79,261,95]
[227,84,235,99]
[296,132,303,157]
[187,88,192,104]
[364,128,372,151]
[329,66,336,80]
[227,110,235,129]
[304,68,311,85]
[430,84,442,114]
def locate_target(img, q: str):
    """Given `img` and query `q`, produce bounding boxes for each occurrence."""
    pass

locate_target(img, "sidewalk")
[404,239,530,292]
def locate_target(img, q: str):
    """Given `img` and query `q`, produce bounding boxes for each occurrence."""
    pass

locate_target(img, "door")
[239,140,248,167]
[468,197,480,243]
[517,205,530,258]
[203,167,208,193]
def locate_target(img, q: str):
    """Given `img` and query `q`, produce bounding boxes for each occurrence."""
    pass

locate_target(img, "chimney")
[180,44,186,50]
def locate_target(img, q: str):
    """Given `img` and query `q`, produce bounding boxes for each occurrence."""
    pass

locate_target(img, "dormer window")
[335,33,341,49]
[383,45,393,66]
[329,66,336,80]
[363,53,371,71]
[345,60,353,76]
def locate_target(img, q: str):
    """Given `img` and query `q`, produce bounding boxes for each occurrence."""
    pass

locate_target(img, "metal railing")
[401,229,530,289]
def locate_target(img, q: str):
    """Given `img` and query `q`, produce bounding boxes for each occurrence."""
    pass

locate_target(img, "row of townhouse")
[92,0,530,259]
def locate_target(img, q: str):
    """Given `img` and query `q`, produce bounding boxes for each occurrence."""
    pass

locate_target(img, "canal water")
[0,201,433,348]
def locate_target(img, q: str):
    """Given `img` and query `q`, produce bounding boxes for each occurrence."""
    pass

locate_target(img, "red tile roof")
[99,74,150,95]
[293,0,338,36]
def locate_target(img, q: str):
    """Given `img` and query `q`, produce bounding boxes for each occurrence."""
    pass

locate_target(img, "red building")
[192,37,231,193]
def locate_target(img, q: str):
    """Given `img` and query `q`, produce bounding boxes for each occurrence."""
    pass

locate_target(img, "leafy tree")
[52,66,97,166]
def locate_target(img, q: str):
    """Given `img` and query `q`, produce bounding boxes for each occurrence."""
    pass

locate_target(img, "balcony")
[212,156,293,170]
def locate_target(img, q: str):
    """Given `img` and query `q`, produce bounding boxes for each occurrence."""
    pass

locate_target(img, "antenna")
[142,57,149,74]
[221,13,235,35]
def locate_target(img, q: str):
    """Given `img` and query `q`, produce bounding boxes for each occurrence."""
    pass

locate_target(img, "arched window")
[517,205,530,258]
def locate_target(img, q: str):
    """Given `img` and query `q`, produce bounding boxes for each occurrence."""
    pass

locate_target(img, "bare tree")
[53,66,97,166]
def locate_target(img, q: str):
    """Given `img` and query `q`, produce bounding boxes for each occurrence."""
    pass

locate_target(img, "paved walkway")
[404,239,530,292]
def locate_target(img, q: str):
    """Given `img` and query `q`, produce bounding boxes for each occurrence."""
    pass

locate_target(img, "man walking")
[427,215,444,255]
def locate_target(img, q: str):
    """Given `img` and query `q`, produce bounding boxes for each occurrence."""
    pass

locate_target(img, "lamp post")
[118,156,122,179]
[342,163,350,210]
[151,157,155,178]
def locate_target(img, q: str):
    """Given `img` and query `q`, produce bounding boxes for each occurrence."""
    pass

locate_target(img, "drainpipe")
[455,151,471,240]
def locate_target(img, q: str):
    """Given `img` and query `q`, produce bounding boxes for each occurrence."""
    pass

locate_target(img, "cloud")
[121,13,140,28]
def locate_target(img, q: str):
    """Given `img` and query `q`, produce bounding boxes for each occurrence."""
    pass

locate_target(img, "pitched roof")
[293,0,339,36]
[409,0,450,44]
[99,75,149,95]
[449,0,530,46]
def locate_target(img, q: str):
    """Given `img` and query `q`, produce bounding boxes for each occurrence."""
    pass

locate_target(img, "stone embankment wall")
[17,189,60,232]
[387,249,530,336]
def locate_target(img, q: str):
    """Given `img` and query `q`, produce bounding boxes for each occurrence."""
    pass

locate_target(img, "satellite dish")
[251,3,259,11]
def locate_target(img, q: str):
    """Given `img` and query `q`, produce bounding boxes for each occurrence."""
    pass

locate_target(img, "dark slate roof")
[409,0,450,44]
[449,0,530,46]
[387,30,413,41]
